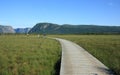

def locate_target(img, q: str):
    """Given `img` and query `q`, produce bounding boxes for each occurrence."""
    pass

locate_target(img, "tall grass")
[0,35,61,75]
[52,35,120,75]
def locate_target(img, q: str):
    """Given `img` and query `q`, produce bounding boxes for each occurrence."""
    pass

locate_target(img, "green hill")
[28,23,120,34]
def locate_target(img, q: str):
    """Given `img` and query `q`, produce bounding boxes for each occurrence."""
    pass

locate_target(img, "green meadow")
[52,35,120,75]
[0,34,120,75]
[0,35,61,75]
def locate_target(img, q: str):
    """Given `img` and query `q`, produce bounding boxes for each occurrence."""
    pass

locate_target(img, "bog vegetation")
[52,35,120,75]
[0,34,120,75]
[0,35,61,75]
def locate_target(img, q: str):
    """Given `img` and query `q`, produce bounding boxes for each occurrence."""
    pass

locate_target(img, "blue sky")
[0,0,120,28]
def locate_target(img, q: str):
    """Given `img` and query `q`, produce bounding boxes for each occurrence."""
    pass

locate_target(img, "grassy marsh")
[0,35,61,75]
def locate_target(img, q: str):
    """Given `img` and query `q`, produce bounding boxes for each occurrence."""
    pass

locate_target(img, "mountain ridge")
[14,28,31,33]
[28,23,120,34]
[0,25,15,33]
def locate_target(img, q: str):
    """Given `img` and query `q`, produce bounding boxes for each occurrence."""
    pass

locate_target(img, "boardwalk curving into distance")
[56,38,114,75]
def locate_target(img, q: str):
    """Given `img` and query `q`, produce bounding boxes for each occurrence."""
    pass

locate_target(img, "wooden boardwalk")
[56,38,114,75]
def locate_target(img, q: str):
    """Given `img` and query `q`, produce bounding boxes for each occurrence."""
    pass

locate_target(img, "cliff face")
[28,23,60,34]
[0,25,15,33]
[14,28,31,33]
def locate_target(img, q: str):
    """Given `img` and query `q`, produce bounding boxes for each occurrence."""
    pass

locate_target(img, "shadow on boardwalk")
[97,67,116,75]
